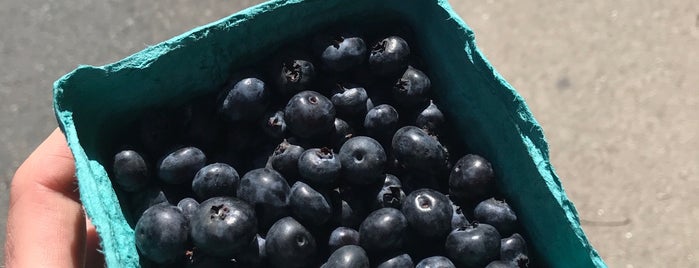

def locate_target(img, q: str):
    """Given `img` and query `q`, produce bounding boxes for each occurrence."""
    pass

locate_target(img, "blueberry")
[383,174,402,187]
[265,217,318,268]
[328,227,360,252]
[393,66,431,107]
[330,117,355,150]
[315,33,367,72]
[376,185,406,209]
[289,181,333,226]
[416,100,445,134]
[377,253,414,268]
[500,233,528,262]
[191,163,239,200]
[359,207,408,254]
[284,90,336,138]
[402,189,453,240]
[338,136,387,185]
[269,140,305,181]
[449,198,470,230]
[158,146,207,184]
[485,260,519,268]
[323,245,369,268]
[135,204,189,264]
[474,198,518,236]
[277,57,316,95]
[330,83,369,119]
[416,256,456,268]
[237,168,291,231]
[369,36,410,76]
[177,197,199,222]
[364,104,400,144]
[445,223,501,268]
[260,110,287,140]
[392,126,448,173]
[190,197,257,258]
[113,150,150,192]
[449,154,495,204]
[298,148,342,185]
[220,77,270,122]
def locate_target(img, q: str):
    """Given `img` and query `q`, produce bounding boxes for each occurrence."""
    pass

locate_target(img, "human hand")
[4,128,104,267]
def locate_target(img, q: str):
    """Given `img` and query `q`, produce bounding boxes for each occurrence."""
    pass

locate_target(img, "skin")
[4,128,104,267]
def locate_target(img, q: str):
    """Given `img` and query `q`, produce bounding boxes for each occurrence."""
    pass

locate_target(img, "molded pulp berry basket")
[52,0,606,267]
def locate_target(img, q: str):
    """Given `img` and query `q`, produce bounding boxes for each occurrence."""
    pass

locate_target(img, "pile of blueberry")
[111,26,531,268]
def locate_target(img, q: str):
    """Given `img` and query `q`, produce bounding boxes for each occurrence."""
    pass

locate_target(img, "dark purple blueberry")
[501,233,528,262]
[474,198,518,236]
[330,84,369,119]
[416,100,445,134]
[376,185,406,209]
[416,256,456,268]
[220,77,270,122]
[449,198,469,230]
[377,253,414,268]
[265,217,317,268]
[135,204,189,264]
[449,154,495,204]
[113,149,150,192]
[402,189,453,240]
[237,168,291,231]
[486,260,519,268]
[364,104,400,144]
[298,148,342,185]
[284,90,336,138]
[369,36,410,76]
[191,163,239,200]
[177,197,199,222]
[269,140,304,181]
[157,146,207,185]
[314,33,367,72]
[190,197,257,258]
[392,126,448,173]
[323,245,369,268]
[289,181,333,226]
[260,110,287,140]
[338,136,387,185]
[330,118,355,150]
[393,66,431,107]
[359,207,407,254]
[278,58,315,95]
[328,227,360,252]
[445,223,501,268]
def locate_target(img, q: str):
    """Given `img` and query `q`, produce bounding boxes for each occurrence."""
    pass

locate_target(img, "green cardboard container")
[53,0,605,267]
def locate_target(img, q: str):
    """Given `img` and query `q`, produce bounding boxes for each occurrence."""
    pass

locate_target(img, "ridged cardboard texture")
[52,0,606,267]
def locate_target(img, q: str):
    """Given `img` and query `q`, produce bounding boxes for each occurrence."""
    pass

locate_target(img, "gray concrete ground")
[1,0,697,266]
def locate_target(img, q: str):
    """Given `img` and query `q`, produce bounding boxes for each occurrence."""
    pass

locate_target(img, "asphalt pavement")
[1,0,697,266]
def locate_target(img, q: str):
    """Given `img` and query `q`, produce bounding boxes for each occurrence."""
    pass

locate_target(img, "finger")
[85,217,105,268]
[5,128,86,267]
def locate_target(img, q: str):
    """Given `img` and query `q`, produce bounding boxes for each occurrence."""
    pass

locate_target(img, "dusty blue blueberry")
[474,198,518,236]
[284,90,336,138]
[265,217,317,268]
[269,140,304,181]
[416,100,445,134]
[113,149,150,192]
[331,83,369,120]
[289,181,333,226]
[176,197,199,222]
[445,223,501,268]
[416,256,456,268]
[220,77,270,122]
[158,146,207,185]
[392,126,448,173]
[190,197,257,258]
[364,104,399,144]
[369,36,410,76]
[328,227,360,252]
[393,66,431,107]
[359,207,407,254]
[191,163,239,200]
[449,154,495,204]
[260,110,287,140]
[135,204,189,264]
[298,148,342,185]
[237,168,291,231]
[315,33,367,72]
[323,245,369,268]
[339,136,387,185]
[377,253,414,268]
[500,233,528,262]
